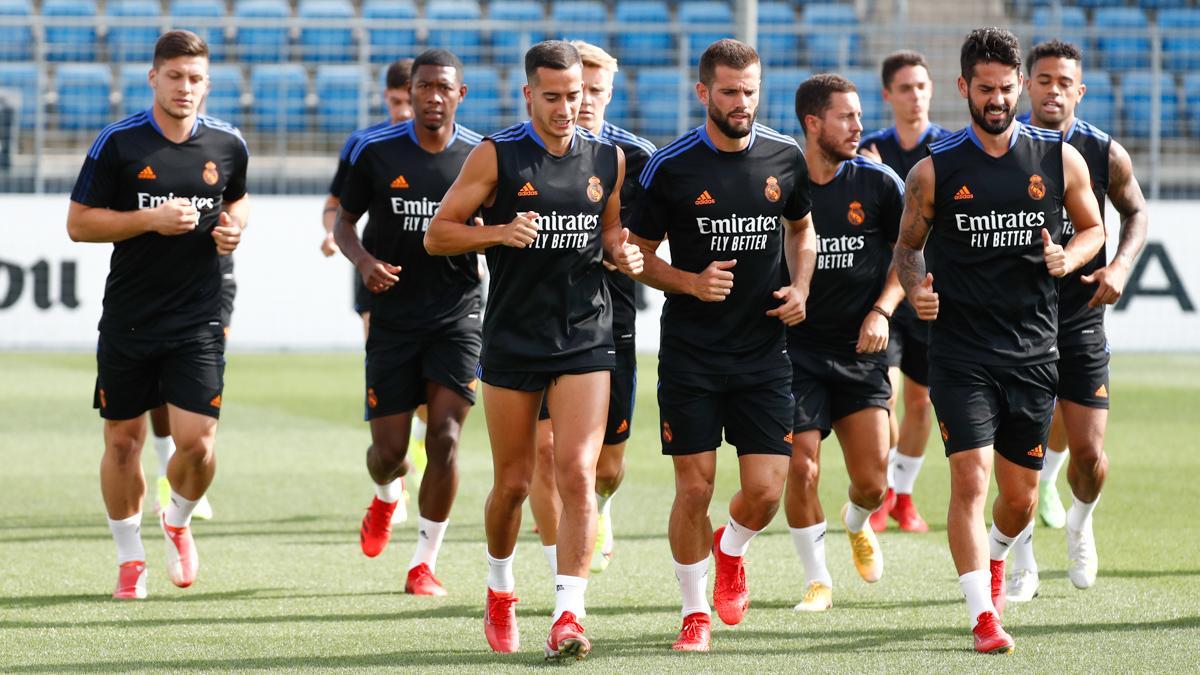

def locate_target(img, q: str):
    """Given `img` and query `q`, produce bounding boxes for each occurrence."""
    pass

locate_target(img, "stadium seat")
[0,62,38,128]
[117,63,151,116]
[251,63,307,132]
[459,65,504,134]
[106,0,161,63]
[298,0,355,64]
[678,2,735,66]
[844,67,884,132]
[0,0,34,61]
[757,2,800,67]
[170,0,228,62]
[1076,69,1115,132]
[634,66,684,138]
[234,0,291,64]
[551,1,609,51]
[1120,71,1179,138]
[314,65,361,132]
[763,67,809,137]
[1031,6,1088,55]
[608,68,631,129]
[205,63,244,127]
[802,3,860,70]
[361,0,417,65]
[1159,9,1200,72]
[55,63,111,130]
[1183,73,1200,137]
[427,0,483,65]
[1139,0,1188,8]
[1075,0,1124,7]
[614,1,672,66]
[489,1,544,66]
[43,0,98,63]
[1095,8,1151,71]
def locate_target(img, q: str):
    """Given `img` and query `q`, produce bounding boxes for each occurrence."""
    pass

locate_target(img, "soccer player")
[334,49,482,597]
[425,40,642,659]
[66,30,250,599]
[859,50,951,533]
[526,40,656,577]
[785,74,906,613]
[627,39,814,652]
[893,28,1104,654]
[1004,40,1148,602]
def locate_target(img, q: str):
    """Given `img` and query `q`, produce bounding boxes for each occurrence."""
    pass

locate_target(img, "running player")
[1004,39,1148,602]
[893,28,1105,654]
[785,74,906,613]
[859,50,950,533]
[425,40,642,659]
[334,49,482,596]
[66,30,249,599]
[527,40,656,577]
[627,39,814,652]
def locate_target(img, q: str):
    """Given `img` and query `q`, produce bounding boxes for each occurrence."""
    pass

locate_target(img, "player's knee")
[370,436,409,471]
[675,478,715,509]
[104,433,142,464]
[741,481,783,510]
[788,453,821,489]
[172,437,213,462]
[1071,442,1106,472]
[1001,488,1038,519]
[904,390,933,417]
[493,473,531,504]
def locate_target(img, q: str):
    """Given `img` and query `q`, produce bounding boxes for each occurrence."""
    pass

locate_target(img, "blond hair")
[570,40,618,73]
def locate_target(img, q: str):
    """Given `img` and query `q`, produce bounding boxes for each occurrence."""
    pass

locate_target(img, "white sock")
[486,551,515,593]
[789,522,832,587]
[164,490,199,528]
[719,517,760,557]
[1008,520,1038,573]
[153,435,175,477]
[988,523,1019,562]
[843,502,873,533]
[674,557,711,617]
[959,569,996,625]
[409,516,448,573]
[542,544,558,576]
[552,574,588,621]
[107,512,144,564]
[893,453,925,495]
[375,479,402,504]
[885,446,897,487]
[411,416,427,443]
[1040,447,1069,484]
[1067,494,1100,531]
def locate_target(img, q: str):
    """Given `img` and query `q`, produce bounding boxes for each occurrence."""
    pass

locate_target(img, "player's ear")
[957,75,968,99]
[695,81,708,106]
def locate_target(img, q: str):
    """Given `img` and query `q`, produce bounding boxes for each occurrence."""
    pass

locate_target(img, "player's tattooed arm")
[1059,142,1105,277]
[426,141,535,254]
[893,158,938,320]
[1081,140,1148,307]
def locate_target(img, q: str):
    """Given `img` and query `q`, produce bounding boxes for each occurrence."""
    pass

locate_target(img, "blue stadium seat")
[117,63,151,116]
[251,63,307,132]
[170,0,227,62]
[1120,71,1179,138]
[1031,6,1088,54]
[55,63,111,130]
[43,0,98,62]
[763,67,808,137]
[1183,72,1200,137]
[107,0,161,63]
[608,68,630,129]
[1159,9,1200,72]
[234,0,291,64]
[489,1,544,66]
[614,1,672,66]
[506,66,526,119]
[802,3,860,69]
[1076,69,1115,132]
[298,0,355,63]
[757,2,799,67]
[361,0,417,65]
[634,66,684,138]
[427,1,483,65]
[844,67,884,132]
[459,65,503,134]
[314,65,361,132]
[552,1,609,51]
[205,63,244,127]
[0,0,34,61]
[1075,0,1124,7]
[1139,0,1188,8]
[678,2,734,66]
[0,62,38,128]
[1095,8,1151,71]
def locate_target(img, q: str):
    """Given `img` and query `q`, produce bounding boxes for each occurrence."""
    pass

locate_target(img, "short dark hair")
[881,50,929,89]
[385,58,414,90]
[698,39,760,86]
[524,40,581,82]
[411,49,463,83]
[153,30,208,67]
[1027,40,1083,75]
[960,27,1022,82]
[795,74,857,134]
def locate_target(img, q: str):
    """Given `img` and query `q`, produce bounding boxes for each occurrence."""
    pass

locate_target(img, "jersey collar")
[965,119,1021,154]
[524,120,575,155]
[146,109,199,141]
[696,123,756,154]
[1064,118,1079,142]
[405,120,460,148]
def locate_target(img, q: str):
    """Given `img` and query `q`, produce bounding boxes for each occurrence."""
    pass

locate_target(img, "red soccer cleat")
[484,588,520,653]
[671,612,712,652]
[545,611,591,661]
[112,560,147,599]
[972,611,1015,654]
[360,497,396,558]
[711,526,749,626]
[161,514,198,588]
[869,488,896,532]
[990,558,1006,619]
[891,493,929,532]
[405,563,447,596]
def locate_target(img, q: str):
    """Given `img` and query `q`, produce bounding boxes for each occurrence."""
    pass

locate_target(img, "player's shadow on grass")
[752,597,962,611]
[0,604,481,630]
[0,587,288,610]
[3,649,525,672]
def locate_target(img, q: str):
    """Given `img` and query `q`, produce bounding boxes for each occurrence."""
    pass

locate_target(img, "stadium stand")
[758,2,800,67]
[551,1,609,51]
[459,65,504,134]
[1077,69,1116,133]
[118,63,151,116]
[205,63,245,127]
[489,1,545,65]
[106,0,161,64]
[1120,71,1179,138]
[234,0,291,64]
[361,0,418,65]
[0,62,37,128]
[763,67,809,137]
[427,0,484,65]
[251,63,307,132]
[55,63,111,130]
[1096,7,1151,71]
[170,0,227,62]
[42,0,98,63]
[314,64,361,132]
[0,0,35,61]
[614,1,672,66]
[1160,8,1200,72]
[1030,6,1088,54]
[678,1,735,65]
[298,0,356,64]
[803,3,861,70]
[634,66,682,137]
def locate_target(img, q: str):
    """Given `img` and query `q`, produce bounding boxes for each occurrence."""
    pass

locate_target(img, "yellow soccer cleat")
[590,511,613,573]
[793,581,832,612]
[842,503,883,583]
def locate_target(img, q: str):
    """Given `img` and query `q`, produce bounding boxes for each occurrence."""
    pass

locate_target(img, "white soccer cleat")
[1005,568,1040,602]
[1067,521,1098,589]
[161,514,199,588]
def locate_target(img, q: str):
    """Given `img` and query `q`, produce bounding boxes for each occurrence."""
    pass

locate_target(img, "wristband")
[871,305,892,321]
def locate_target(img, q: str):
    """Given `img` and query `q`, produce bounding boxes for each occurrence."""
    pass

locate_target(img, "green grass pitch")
[1,352,1198,672]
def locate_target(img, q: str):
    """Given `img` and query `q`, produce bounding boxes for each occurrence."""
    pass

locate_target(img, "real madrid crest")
[764,175,781,203]
[847,201,865,226]
[202,161,219,186]
[586,176,603,203]
[1027,174,1045,200]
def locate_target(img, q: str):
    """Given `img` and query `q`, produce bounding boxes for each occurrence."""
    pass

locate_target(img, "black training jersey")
[340,120,484,335]
[479,121,619,371]
[331,120,391,255]
[600,121,656,347]
[926,122,1065,366]
[70,111,249,339]
[787,156,904,361]
[860,123,952,183]
[630,123,812,374]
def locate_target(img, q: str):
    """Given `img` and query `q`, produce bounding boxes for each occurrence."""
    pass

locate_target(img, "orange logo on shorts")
[586,176,603,203]
[99,388,107,409]
[764,176,781,203]
[662,421,673,443]
[783,430,794,444]
[202,161,219,186]
[616,419,629,434]
[209,394,222,409]
[367,387,378,409]
[939,421,949,441]
[1027,444,1044,458]
[1094,384,1108,398]
[1028,174,1046,200]
[847,201,865,226]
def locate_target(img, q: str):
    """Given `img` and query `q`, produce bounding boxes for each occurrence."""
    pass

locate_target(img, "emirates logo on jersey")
[586,176,603,203]
[517,182,539,197]
[1028,174,1046,200]
[764,176,781,203]
[847,201,866,226]
[391,175,410,189]
[202,161,219,186]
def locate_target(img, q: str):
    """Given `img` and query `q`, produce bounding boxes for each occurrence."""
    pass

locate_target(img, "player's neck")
[151,105,196,144]
[704,118,751,153]
[893,116,930,150]
[530,119,573,156]
[969,120,1016,158]
[412,121,455,153]
[580,118,603,136]
[1030,112,1074,134]
[804,143,843,185]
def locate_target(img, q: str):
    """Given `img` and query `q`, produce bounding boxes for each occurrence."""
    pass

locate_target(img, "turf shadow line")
[0,588,288,609]
[0,604,479,629]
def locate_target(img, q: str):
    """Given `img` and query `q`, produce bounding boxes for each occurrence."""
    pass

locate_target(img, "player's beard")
[818,131,858,162]
[708,102,755,139]
[968,98,1015,135]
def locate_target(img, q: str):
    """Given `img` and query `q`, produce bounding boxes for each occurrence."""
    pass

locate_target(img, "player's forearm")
[635,251,696,296]
[66,204,152,243]
[1111,209,1148,270]
[424,216,501,256]
[874,267,906,314]
[224,196,250,230]
[893,243,927,296]
[333,207,370,267]
[1063,225,1105,275]
[322,195,339,235]
[785,224,816,296]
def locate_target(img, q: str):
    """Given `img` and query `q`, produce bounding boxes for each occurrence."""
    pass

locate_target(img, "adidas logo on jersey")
[954,185,974,201]
[390,175,410,189]
[694,190,716,205]
[137,165,157,180]
[517,182,539,197]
